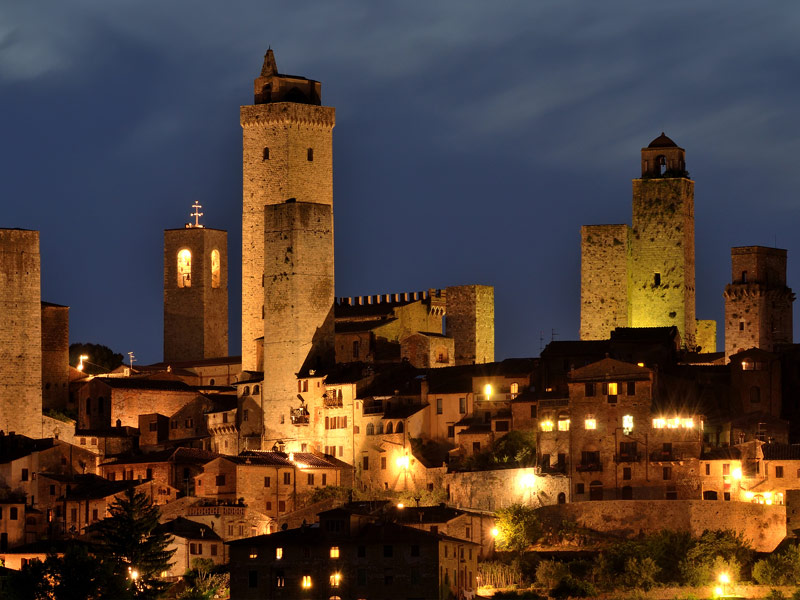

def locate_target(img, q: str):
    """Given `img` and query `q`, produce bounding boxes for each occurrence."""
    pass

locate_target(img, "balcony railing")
[537,462,568,475]
[362,402,383,415]
[614,453,643,463]
[649,451,683,462]
[290,408,309,426]
[323,397,343,408]
[576,463,602,472]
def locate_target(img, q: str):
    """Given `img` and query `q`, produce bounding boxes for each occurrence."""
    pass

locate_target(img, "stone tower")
[0,229,42,437]
[241,49,335,442]
[163,216,228,362]
[41,301,69,411]
[581,133,704,349]
[724,246,794,360]
[446,285,495,365]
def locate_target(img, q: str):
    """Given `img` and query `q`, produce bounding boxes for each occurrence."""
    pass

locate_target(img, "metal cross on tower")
[189,201,204,228]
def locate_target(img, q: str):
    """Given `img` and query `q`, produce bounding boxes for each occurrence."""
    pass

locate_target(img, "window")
[585,383,595,397]
[276,547,283,559]
[607,382,618,403]
[283,472,291,485]
[584,417,596,430]
[215,475,225,486]
[362,456,369,471]
[381,456,386,470]
[540,420,554,432]
[627,381,636,396]
[307,148,314,161]
[92,509,98,521]
[472,442,481,453]
[330,546,340,558]
[741,270,747,283]
[21,469,28,482]
[352,340,359,359]
[210,544,217,556]
[654,272,661,286]
[705,463,710,475]
[447,425,455,438]
[386,422,394,434]
[322,474,327,485]
[278,500,286,512]
[740,321,745,331]
[496,420,510,432]
[177,249,192,288]
[666,486,678,500]
[623,467,631,480]
[652,418,665,429]
[436,398,443,415]
[750,387,761,404]
[330,572,341,587]
[557,419,569,432]
[366,423,374,436]
[276,570,285,587]
[530,405,537,419]
[776,466,784,478]
[622,414,633,434]
[263,147,269,160]
[723,463,730,476]
[307,473,315,485]
[149,421,158,432]
[459,397,466,414]
[663,466,672,480]
[264,476,271,488]
[211,249,220,288]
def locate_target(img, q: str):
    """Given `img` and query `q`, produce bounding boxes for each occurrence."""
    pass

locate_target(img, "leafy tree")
[679,530,753,586]
[177,559,229,600]
[495,504,542,553]
[535,560,569,589]
[459,431,537,471]
[753,544,800,585]
[93,488,175,599]
[69,342,124,374]
[621,557,659,590]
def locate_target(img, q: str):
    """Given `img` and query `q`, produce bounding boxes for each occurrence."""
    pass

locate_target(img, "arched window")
[510,382,519,394]
[243,386,250,397]
[557,492,566,504]
[366,423,374,436]
[396,421,404,433]
[376,423,384,435]
[177,249,192,288]
[657,154,667,175]
[386,422,394,434]
[750,386,761,404]
[211,249,220,288]
[253,385,260,395]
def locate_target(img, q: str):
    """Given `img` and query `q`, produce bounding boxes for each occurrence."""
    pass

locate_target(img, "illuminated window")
[607,382,618,395]
[540,420,554,432]
[510,383,519,396]
[330,546,340,558]
[652,418,666,429]
[483,384,493,399]
[681,418,694,429]
[249,548,258,559]
[557,419,570,432]
[330,572,341,587]
[211,249,220,288]
[667,417,681,429]
[622,415,633,434]
[276,547,283,559]
[177,249,192,288]
[302,575,312,589]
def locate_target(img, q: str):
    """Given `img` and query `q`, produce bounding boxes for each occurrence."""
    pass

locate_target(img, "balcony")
[614,453,643,463]
[290,408,309,426]
[362,401,383,415]
[575,463,602,472]
[323,397,343,408]
[537,462,568,475]
[650,451,683,463]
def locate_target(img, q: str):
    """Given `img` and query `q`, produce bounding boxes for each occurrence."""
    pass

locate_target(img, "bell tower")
[241,49,335,443]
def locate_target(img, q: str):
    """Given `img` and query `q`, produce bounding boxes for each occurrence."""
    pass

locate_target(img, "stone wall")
[445,467,569,512]
[0,229,42,438]
[41,303,69,411]
[630,178,696,347]
[240,100,335,371]
[696,319,717,354]
[536,499,785,552]
[163,227,228,362]
[580,224,630,340]
[446,285,494,365]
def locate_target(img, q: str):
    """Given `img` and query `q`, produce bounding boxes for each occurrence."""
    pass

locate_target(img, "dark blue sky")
[2,2,800,364]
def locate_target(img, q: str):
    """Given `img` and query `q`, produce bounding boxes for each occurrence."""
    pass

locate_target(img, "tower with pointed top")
[163,207,228,362]
[241,49,335,443]
[581,133,708,349]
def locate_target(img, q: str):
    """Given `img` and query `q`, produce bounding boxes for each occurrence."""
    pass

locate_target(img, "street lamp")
[718,572,730,597]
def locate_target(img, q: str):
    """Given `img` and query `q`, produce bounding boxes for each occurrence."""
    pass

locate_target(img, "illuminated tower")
[163,203,228,362]
[724,246,794,360]
[629,133,696,348]
[241,49,335,442]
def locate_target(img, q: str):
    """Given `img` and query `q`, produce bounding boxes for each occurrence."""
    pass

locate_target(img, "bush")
[622,557,660,590]
[679,530,752,585]
[765,590,786,600]
[550,576,597,599]
[495,504,542,553]
[753,544,800,585]
[534,560,569,589]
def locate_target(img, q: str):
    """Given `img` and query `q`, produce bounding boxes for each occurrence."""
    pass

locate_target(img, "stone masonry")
[724,246,794,361]
[164,227,228,362]
[240,50,335,372]
[580,224,630,340]
[0,229,43,437]
[41,302,69,411]
[445,284,495,365]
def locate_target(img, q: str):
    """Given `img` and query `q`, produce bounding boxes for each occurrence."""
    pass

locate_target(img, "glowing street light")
[718,572,730,597]
[396,502,404,509]
[77,355,88,372]
[491,527,499,538]
[396,455,410,470]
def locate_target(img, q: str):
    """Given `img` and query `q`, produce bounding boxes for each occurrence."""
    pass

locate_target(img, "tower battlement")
[336,288,445,308]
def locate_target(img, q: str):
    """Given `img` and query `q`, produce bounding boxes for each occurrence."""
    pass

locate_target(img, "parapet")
[336,288,445,308]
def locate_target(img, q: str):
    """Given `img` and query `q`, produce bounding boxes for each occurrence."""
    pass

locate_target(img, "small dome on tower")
[648,132,678,148]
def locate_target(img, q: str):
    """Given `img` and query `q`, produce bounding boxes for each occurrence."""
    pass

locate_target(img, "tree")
[93,488,175,599]
[177,559,229,600]
[494,504,542,553]
[680,529,753,586]
[69,342,123,374]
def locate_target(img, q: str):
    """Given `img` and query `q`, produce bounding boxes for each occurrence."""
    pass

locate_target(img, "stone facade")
[400,333,455,368]
[724,246,794,361]
[240,50,335,372]
[41,302,69,411]
[0,229,42,438]
[580,135,706,350]
[446,284,495,365]
[446,467,569,512]
[163,227,228,362]
[696,319,717,353]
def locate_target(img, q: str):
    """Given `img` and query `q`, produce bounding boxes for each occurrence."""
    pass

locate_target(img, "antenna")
[539,330,545,352]
[187,201,204,228]
[551,328,558,342]
[128,352,136,369]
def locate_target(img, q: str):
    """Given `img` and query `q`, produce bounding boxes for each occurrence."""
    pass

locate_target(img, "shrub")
[753,544,800,586]
[679,530,752,585]
[495,504,542,553]
[550,576,597,599]
[765,590,786,600]
[622,557,660,590]
[534,560,569,589]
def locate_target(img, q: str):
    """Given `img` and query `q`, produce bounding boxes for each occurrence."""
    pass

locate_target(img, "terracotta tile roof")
[94,377,194,392]
[157,517,221,541]
[762,443,800,461]
[568,357,650,381]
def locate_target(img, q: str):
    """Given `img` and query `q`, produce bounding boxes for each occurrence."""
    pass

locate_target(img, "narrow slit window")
[211,249,220,288]
[263,147,270,160]
[654,273,661,286]
[177,249,192,288]
[307,148,314,161]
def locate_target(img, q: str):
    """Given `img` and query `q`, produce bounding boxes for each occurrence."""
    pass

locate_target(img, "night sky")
[2,3,800,365]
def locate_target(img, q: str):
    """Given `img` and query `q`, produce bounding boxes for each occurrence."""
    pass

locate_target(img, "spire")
[261,48,278,77]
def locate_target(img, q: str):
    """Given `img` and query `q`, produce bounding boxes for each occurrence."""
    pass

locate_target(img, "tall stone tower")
[0,229,42,437]
[581,134,704,349]
[724,246,794,360]
[241,49,335,442]
[41,302,69,411]
[629,134,696,347]
[163,208,228,362]
[446,285,495,365]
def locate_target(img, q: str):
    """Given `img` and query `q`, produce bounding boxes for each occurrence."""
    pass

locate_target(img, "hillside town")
[2,49,800,599]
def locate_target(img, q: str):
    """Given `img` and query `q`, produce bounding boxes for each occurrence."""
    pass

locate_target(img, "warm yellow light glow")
[668,417,681,429]
[714,586,724,597]
[484,384,493,399]
[622,414,634,434]
[129,569,139,581]
[732,468,742,480]
[177,249,192,288]
[330,546,339,558]
[682,418,694,429]
[396,455,410,470]
[557,419,570,432]
[585,418,597,430]
[718,573,730,585]
[637,362,645,367]
[652,418,666,429]
[520,473,536,489]
[396,503,404,509]
[745,491,755,500]
[301,575,312,589]
[766,498,773,505]
[77,354,89,372]
[491,527,499,537]
[276,547,283,559]
[764,492,773,499]
[608,382,618,395]
[330,572,341,587]
[540,420,554,432]
[211,249,220,288]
